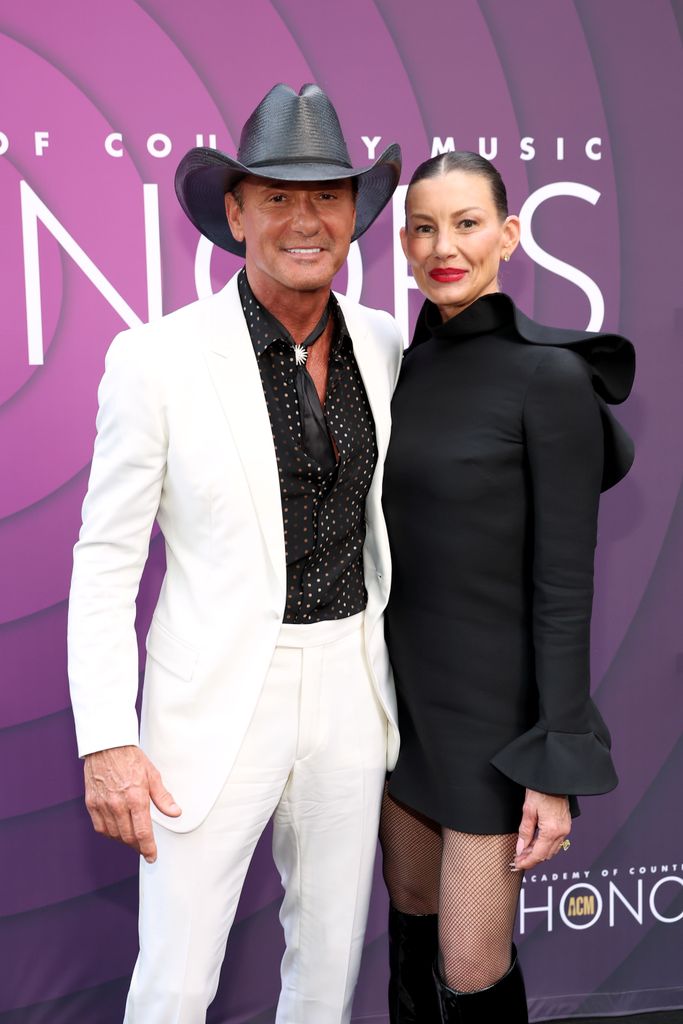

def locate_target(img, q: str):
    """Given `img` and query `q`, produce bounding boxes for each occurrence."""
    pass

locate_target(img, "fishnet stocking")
[380,790,523,992]
[438,830,522,992]
[379,786,441,915]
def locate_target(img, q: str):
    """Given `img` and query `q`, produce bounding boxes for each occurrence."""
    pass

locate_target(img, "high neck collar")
[422,292,514,341]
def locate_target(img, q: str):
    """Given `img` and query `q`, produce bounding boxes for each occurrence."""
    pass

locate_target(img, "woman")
[379,152,635,1023]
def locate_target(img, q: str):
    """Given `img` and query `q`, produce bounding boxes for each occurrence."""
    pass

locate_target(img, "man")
[68,83,403,1023]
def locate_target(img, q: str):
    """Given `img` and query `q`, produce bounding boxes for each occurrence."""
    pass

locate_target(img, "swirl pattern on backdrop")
[1,1,682,1020]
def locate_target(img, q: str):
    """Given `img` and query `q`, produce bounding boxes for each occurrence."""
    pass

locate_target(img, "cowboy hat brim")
[175,144,402,256]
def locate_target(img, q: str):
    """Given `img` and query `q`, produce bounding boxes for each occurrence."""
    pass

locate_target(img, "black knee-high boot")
[433,945,528,1023]
[388,905,441,1022]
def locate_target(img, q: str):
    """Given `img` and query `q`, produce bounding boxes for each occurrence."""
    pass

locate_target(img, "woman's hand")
[512,789,571,870]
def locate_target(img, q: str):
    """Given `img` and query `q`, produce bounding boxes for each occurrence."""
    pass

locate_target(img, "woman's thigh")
[379,787,442,914]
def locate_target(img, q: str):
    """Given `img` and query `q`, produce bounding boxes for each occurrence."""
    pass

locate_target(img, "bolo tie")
[265,305,338,474]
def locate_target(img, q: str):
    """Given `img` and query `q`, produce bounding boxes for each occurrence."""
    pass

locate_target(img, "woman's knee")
[389,882,439,916]
[439,933,512,992]
[382,855,439,914]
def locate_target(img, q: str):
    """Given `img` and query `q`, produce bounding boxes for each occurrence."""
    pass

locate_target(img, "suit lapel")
[202,275,286,594]
[337,295,393,599]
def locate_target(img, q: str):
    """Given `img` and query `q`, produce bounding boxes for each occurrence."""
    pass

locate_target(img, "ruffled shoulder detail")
[490,725,618,797]
[507,300,634,403]
[409,293,636,491]
[510,300,636,491]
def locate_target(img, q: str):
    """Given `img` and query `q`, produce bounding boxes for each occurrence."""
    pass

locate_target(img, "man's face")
[224,176,356,307]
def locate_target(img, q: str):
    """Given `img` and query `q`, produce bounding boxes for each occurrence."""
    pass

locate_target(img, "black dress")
[382,293,635,834]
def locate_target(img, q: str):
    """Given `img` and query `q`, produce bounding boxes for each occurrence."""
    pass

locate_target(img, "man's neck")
[245,271,331,344]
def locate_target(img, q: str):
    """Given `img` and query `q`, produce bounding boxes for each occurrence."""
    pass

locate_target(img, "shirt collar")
[238,267,349,360]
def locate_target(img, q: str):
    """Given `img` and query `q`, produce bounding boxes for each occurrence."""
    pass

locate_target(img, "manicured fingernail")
[516,837,525,855]
[169,802,180,813]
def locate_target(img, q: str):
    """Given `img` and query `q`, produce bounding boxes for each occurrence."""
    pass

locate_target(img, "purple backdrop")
[1,1,682,1020]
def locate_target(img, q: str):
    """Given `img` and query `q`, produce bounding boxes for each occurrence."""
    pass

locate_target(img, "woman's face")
[400,170,520,321]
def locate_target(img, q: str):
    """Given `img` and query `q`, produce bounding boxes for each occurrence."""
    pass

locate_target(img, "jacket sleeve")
[490,347,618,795]
[67,327,168,757]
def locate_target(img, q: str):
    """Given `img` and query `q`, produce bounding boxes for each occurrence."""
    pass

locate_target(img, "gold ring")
[560,839,571,852]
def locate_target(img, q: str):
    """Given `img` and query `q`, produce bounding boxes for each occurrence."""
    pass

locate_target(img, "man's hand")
[512,789,571,870]
[84,746,181,863]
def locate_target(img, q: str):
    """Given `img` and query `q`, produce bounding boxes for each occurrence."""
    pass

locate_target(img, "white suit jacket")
[68,272,404,832]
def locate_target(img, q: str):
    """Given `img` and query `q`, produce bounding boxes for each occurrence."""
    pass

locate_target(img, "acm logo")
[563,885,601,929]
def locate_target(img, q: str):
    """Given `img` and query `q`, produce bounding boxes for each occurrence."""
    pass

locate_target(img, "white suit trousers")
[123,612,388,1024]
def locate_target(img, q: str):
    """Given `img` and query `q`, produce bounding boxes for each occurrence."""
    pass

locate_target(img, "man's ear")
[225,193,245,242]
[399,225,409,260]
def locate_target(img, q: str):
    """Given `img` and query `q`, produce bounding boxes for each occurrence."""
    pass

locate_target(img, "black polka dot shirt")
[238,268,378,624]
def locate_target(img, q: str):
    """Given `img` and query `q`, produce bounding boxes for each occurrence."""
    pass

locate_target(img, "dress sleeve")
[490,347,618,796]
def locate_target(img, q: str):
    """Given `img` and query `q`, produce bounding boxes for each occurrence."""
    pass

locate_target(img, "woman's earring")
[503,252,511,262]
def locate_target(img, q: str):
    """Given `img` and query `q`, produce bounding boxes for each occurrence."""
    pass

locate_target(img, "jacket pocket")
[145,621,198,681]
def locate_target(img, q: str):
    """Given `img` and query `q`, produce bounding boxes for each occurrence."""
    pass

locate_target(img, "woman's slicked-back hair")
[406,151,509,221]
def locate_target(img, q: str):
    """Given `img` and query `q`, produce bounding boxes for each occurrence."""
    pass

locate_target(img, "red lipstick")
[429,268,467,282]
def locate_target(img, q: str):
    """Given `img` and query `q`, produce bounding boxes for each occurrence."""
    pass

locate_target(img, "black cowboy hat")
[175,83,402,256]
